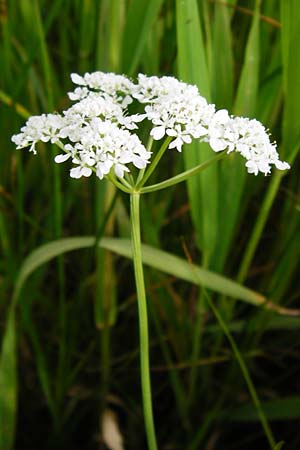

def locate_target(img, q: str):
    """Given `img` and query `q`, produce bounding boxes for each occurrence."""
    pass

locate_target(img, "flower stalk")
[137,136,172,189]
[130,192,158,450]
[141,151,226,194]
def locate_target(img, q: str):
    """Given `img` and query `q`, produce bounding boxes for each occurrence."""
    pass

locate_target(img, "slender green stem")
[130,192,158,450]
[237,171,282,283]
[188,289,205,401]
[204,291,276,450]
[106,173,131,193]
[137,136,154,184]
[137,137,172,189]
[120,176,133,190]
[141,152,226,194]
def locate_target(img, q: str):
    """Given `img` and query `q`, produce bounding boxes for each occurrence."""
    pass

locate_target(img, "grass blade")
[121,0,164,75]
[0,308,17,450]
[12,236,298,312]
[280,0,300,155]
[211,2,234,109]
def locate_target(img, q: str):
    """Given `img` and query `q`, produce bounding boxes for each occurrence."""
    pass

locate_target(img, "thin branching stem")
[137,137,172,189]
[141,152,226,194]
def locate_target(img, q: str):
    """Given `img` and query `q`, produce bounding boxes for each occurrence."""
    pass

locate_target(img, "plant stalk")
[130,192,158,450]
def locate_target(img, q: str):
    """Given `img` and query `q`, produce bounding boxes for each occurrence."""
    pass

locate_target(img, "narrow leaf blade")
[0,308,17,450]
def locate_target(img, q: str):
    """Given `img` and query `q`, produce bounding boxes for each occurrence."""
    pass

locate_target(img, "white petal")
[214,109,229,124]
[121,95,133,107]
[182,135,192,144]
[166,128,177,137]
[70,73,85,85]
[169,138,183,152]
[132,113,146,123]
[119,152,132,164]
[132,155,148,169]
[40,135,51,143]
[81,167,92,177]
[258,161,271,175]
[103,160,113,172]
[70,167,82,178]
[96,161,111,179]
[245,161,258,175]
[236,143,250,157]
[150,126,166,140]
[274,160,290,171]
[192,126,207,138]
[96,168,104,180]
[114,164,129,178]
[209,137,227,152]
[68,91,80,101]
[28,142,37,154]
[54,153,71,163]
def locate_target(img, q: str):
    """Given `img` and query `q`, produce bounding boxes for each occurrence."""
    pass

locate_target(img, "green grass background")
[1,0,300,449]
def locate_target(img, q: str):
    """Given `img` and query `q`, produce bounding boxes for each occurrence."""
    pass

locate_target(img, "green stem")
[136,136,154,185]
[141,152,226,194]
[130,192,158,450]
[137,137,172,189]
[106,173,131,193]
[237,171,282,283]
[188,289,205,401]
[205,291,276,450]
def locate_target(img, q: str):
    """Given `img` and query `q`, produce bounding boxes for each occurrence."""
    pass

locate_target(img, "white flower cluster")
[133,74,216,152]
[11,71,290,180]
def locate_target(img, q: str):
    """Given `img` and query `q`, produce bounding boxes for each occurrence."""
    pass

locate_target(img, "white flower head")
[11,71,290,180]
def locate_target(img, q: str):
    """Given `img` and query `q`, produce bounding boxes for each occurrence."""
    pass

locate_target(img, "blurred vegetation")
[0,0,300,449]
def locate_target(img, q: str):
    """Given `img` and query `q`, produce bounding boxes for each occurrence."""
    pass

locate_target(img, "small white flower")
[245,160,259,175]
[96,159,113,180]
[70,157,93,178]
[167,126,192,152]
[275,160,290,171]
[114,163,130,178]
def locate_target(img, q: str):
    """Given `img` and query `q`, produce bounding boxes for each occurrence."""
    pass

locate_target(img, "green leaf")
[233,1,260,117]
[78,0,97,72]
[211,2,234,109]
[96,0,125,71]
[175,0,210,99]
[281,0,300,155]
[13,236,270,308]
[0,308,17,450]
[121,0,164,75]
